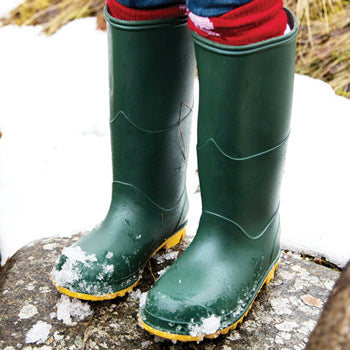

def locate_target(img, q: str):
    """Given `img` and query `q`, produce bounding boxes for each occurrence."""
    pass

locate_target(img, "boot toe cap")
[140,286,225,340]
[52,245,140,298]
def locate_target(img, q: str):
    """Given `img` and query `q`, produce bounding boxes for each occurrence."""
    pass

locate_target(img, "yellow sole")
[53,226,187,301]
[139,260,279,342]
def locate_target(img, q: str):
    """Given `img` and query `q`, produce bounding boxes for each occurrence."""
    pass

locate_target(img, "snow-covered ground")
[1,5,349,268]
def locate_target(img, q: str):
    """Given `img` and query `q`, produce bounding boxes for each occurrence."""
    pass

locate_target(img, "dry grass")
[1,0,349,97]
[0,0,106,34]
[286,0,350,97]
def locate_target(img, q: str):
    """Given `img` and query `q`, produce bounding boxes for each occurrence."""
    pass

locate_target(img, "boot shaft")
[194,9,298,238]
[105,9,195,210]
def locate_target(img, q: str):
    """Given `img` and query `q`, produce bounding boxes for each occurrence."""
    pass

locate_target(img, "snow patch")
[106,251,113,259]
[189,315,221,337]
[62,246,97,264]
[154,251,179,264]
[97,264,114,281]
[139,291,148,309]
[0,0,24,15]
[53,331,64,342]
[157,266,169,277]
[55,295,93,325]
[231,299,247,319]
[25,321,52,344]
[51,246,98,287]
[129,288,142,300]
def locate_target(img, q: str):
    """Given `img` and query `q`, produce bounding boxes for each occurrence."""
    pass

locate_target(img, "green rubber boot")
[140,9,298,341]
[52,8,195,300]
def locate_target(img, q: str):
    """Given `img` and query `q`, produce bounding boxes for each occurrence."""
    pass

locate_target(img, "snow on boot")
[52,7,195,301]
[140,8,298,341]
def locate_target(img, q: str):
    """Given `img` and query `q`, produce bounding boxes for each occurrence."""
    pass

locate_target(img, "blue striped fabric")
[114,0,254,17]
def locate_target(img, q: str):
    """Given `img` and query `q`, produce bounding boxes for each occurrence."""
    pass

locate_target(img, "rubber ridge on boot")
[140,8,298,341]
[52,7,195,301]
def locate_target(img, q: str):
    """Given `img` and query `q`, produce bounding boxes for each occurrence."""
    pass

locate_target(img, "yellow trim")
[153,226,186,252]
[53,278,140,301]
[53,226,186,301]
[139,261,279,342]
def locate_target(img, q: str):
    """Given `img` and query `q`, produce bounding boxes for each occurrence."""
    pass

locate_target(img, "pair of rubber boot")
[52,5,298,342]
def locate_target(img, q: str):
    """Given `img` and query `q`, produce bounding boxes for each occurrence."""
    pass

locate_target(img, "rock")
[305,261,350,350]
[0,234,339,349]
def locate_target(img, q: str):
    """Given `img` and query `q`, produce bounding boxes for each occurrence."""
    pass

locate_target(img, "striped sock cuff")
[106,0,186,20]
[187,0,288,46]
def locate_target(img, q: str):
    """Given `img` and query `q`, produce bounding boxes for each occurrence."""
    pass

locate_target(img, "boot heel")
[162,227,186,250]
[265,261,279,285]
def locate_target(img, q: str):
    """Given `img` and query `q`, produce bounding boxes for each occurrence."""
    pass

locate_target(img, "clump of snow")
[25,321,52,344]
[139,292,148,309]
[231,299,247,319]
[55,295,93,325]
[189,315,221,338]
[154,251,179,264]
[97,264,114,281]
[53,331,64,342]
[51,246,97,287]
[51,245,118,296]
[62,246,97,264]
[130,289,149,312]
[18,304,38,319]
[106,251,113,259]
[157,266,169,277]
[129,288,142,300]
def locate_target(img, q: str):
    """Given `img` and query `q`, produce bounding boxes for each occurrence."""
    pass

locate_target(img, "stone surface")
[306,261,350,350]
[0,234,340,349]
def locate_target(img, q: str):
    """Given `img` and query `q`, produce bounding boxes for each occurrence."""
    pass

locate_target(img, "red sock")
[106,0,186,20]
[187,0,288,46]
